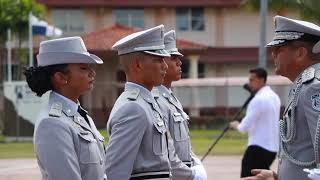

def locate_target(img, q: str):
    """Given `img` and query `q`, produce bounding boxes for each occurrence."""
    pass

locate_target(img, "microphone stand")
[201,84,255,161]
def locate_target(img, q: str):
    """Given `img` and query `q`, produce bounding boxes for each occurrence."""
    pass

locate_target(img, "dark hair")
[24,64,68,97]
[249,67,267,83]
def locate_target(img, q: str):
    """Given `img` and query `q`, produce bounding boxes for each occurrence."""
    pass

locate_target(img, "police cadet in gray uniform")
[152,30,207,180]
[105,25,195,180]
[24,37,107,180]
[242,16,320,180]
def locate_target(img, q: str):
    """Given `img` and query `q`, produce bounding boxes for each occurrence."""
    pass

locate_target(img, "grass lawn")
[0,129,247,159]
[0,142,35,159]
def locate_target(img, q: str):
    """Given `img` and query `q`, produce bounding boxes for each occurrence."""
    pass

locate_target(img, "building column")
[188,55,200,78]
[188,55,200,117]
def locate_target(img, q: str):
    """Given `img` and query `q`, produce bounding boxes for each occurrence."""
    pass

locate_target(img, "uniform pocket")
[78,131,100,164]
[152,121,168,155]
[172,112,189,141]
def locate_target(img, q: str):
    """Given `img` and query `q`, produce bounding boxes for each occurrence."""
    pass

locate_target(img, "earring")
[65,81,68,84]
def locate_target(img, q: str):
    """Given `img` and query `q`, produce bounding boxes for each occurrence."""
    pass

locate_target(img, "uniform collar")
[156,85,182,109]
[126,82,164,118]
[125,82,153,98]
[50,91,79,117]
[156,85,171,96]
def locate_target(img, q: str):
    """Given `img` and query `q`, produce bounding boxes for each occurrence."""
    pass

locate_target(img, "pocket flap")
[78,132,96,142]
[173,113,184,122]
[153,121,166,134]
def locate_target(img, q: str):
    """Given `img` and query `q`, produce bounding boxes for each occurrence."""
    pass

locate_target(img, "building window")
[114,9,144,28]
[176,8,205,31]
[52,9,84,33]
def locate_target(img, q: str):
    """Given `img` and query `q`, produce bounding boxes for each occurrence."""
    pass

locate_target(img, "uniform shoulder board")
[49,102,63,117]
[151,88,160,98]
[302,67,315,84]
[127,88,140,100]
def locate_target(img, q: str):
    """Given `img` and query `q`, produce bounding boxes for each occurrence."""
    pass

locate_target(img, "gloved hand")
[191,165,207,180]
[304,168,320,180]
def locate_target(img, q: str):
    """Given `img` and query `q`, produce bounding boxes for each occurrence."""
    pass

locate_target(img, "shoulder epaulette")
[302,67,315,84]
[127,88,140,100]
[49,102,63,117]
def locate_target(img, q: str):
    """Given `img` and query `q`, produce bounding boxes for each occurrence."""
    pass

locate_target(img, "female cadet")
[24,36,106,180]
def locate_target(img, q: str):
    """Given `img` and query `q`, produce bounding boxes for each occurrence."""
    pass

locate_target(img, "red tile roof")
[37,0,241,8]
[81,24,208,52]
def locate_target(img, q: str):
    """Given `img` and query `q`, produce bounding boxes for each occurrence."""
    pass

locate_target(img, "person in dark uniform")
[24,36,107,180]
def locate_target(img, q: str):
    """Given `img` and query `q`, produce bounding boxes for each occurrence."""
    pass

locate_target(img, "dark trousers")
[241,145,277,178]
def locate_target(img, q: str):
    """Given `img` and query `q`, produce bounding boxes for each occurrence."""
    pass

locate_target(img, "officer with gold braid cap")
[242,16,320,180]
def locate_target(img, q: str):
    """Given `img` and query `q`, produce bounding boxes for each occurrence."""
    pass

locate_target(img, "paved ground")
[0,156,277,180]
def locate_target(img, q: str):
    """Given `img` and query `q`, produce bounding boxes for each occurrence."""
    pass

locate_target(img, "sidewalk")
[0,156,277,180]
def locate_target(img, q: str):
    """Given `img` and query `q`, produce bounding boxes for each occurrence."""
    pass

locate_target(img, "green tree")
[0,0,45,81]
[296,0,320,23]
[0,0,45,46]
[242,0,320,22]
[242,0,299,15]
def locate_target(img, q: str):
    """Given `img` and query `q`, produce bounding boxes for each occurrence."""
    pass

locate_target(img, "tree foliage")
[0,0,45,45]
[242,0,320,23]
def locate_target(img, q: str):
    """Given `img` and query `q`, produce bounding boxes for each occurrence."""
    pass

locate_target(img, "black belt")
[130,171,170,180]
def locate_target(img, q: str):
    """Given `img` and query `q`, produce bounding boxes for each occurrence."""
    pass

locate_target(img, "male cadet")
[152,30,207,180]
[242,16,320,180]
[105,25,195,180]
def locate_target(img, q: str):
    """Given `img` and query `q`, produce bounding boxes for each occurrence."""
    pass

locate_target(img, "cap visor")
[170,50,183,57]
[143,49,171,57]
[265,39,286,47]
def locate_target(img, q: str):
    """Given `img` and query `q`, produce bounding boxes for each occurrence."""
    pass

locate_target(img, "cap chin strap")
[312,40,320,53]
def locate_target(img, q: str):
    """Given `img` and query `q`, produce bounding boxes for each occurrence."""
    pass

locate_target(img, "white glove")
[304,168,320,180]
[191,165,207,180]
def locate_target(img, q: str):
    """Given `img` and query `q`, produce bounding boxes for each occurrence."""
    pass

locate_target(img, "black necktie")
[77,106,90,127]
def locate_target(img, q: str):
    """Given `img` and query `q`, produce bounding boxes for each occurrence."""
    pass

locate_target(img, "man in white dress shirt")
[230,67,281,178]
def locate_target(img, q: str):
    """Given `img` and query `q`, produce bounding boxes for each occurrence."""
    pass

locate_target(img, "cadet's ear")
[134,55,146,71]
[295,46,308,62]
[52,71,69,87]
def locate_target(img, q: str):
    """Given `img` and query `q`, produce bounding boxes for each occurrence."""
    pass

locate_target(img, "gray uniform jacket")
[105,82,194,180]
[153,85,202,167]
[278,63,320,180]
[34,91,106,180]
